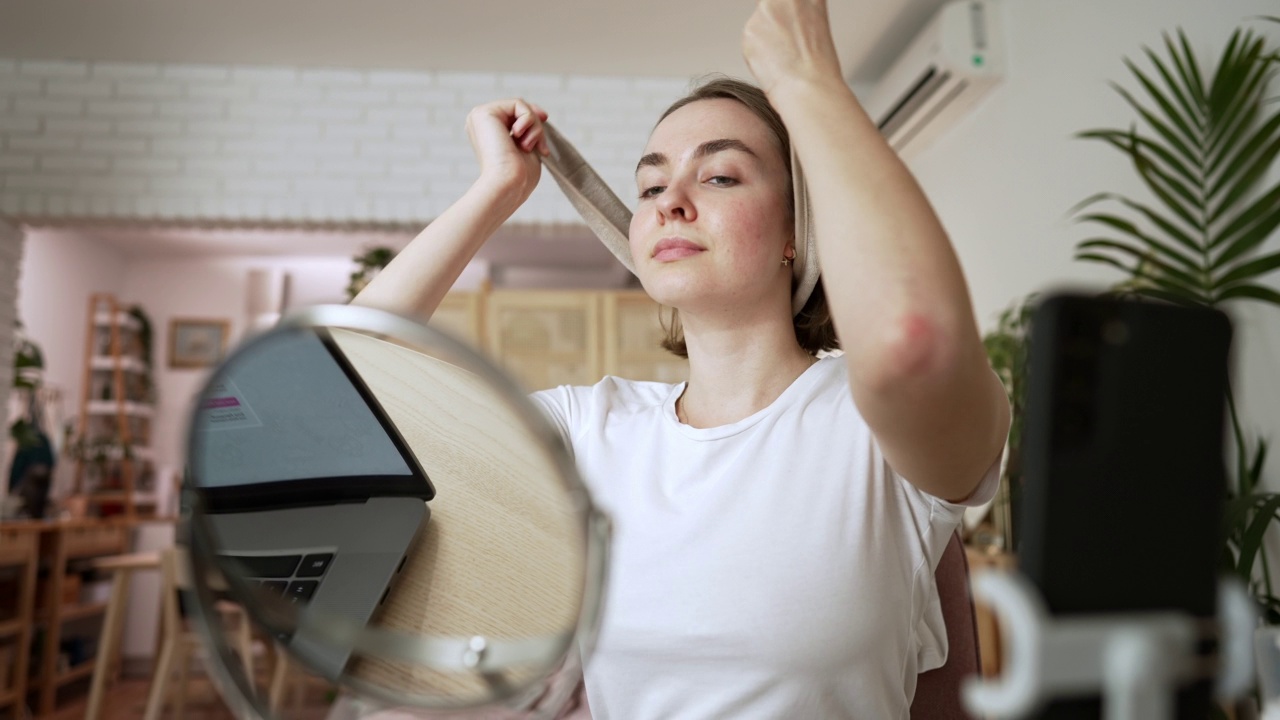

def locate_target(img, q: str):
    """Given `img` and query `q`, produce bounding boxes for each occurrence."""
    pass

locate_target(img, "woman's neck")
[676,310,817,429]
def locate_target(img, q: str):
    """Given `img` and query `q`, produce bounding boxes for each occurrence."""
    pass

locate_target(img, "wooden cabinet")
[430,290,486,350]
[485,291,603,391]
[464,288,687,392]
[602,292,689,385]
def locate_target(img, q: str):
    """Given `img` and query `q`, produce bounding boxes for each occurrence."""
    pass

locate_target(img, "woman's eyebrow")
[635,138,759,175]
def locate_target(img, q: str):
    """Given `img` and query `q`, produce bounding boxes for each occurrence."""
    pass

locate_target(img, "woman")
[356,0,1009,716]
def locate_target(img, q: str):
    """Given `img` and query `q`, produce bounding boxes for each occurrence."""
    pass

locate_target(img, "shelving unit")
[74,294,156,520]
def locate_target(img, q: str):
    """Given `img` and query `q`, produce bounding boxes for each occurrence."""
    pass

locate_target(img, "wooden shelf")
[89,355,147,373]
[88,492,157,505]
[54,660,96,686]
[0,618,21,638]
[93,311,139,330]
[86,400,152,417]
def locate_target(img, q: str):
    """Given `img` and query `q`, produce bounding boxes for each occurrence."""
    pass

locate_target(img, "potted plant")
[1068,23,1280,616]
[346,246,398,301]
[980,293,1036,550]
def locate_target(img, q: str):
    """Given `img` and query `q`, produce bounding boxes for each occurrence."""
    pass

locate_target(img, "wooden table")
[0,517,174,717]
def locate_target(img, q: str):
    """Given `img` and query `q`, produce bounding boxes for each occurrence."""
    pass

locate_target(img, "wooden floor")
[35,673,334,720]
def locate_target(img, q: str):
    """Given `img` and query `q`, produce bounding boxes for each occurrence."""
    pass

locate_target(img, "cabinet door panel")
[603,292,688,384]
[431,292,485,350]
[486,292,601,392]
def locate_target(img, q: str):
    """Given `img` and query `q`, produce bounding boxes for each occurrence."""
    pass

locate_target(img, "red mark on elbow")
[887,314,945,378]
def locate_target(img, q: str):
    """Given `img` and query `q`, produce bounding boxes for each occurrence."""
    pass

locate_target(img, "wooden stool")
[84,551,161,720]
[142,548,257,720]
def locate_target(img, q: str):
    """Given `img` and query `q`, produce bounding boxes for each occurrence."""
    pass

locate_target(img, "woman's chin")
[638,276,710,310]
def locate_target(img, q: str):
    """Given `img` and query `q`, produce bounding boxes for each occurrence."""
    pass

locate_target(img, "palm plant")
[1070,23,1280,616]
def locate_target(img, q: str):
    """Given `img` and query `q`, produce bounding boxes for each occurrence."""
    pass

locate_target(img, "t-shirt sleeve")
[879,433,1006,674]
[529,386,577,460]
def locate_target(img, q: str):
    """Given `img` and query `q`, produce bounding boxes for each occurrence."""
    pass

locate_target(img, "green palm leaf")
[1207,101,1262,180]
[1216,250,1280,286]
[1209,119,1280,216]
[1235,494,1280,582]
[1126,57,1202,148]
[1077,238,1203,290]
[1206,41,1272,158]
[1143,46,1204,134]
[1207,108,1280,200]
[1078,129,1198,187]
[1211,181,1280,259]
[1178,31,1210,107]
[1108,197,1205,258]
[1114,85,1201,163]
[1127,141,1204,231]
[1216,284,1280,304]
[1207,32,1259,123]
[1077,209,1201,269]
[1074,252,1205,299]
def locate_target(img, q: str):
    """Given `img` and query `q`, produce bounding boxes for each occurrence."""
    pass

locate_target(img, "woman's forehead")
[642,98,781,162]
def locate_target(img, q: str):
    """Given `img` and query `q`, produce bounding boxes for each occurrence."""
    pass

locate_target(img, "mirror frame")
[181,303,612,718]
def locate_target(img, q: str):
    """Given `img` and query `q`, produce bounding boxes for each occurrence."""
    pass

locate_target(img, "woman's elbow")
[858,312,965,394]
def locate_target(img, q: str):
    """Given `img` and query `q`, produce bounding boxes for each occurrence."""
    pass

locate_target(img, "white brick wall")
[0,220,22,438]
[0,58,691,226]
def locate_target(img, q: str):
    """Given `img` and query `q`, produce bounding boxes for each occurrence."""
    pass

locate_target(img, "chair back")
[910,532,980,719]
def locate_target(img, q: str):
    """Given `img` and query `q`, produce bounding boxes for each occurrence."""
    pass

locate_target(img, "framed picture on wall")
[169,318,230,369]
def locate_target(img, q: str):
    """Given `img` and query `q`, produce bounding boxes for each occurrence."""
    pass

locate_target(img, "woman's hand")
[742,0,845,96]
[465,98,550,207]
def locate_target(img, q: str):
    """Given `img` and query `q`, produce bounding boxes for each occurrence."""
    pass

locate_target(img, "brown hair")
[651,75,840,358]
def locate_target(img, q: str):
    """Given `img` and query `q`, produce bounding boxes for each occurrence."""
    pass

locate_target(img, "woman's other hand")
[742,0,845,95]
[465,98,550,208]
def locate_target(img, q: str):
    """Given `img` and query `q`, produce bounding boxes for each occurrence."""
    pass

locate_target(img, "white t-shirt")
[531,356,1000,720]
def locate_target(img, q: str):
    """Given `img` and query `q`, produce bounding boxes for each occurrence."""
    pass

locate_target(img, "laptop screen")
[192,328,434,510]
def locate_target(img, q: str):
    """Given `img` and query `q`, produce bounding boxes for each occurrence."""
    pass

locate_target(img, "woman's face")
[629,98,793,316]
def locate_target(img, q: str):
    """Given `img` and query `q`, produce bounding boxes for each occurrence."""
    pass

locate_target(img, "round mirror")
[181,304,610,719]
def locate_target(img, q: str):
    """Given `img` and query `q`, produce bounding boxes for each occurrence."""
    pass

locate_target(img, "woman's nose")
[656,179,696,223]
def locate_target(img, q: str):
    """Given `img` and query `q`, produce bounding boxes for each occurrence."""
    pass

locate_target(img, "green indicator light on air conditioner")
[973,54,985,67]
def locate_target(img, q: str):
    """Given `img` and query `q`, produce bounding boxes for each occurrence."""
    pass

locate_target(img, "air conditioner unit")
[862,0,1005,158]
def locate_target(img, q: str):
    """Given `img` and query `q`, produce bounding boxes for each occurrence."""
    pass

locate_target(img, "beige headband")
[539,123,820,316]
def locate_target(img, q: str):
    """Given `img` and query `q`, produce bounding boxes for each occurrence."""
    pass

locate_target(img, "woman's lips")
[652,238,704,262]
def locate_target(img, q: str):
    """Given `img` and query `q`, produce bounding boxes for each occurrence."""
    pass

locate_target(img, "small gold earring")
[781,256,794,267]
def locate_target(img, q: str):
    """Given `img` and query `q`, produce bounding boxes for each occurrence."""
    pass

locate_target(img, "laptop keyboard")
[222,552,335,605]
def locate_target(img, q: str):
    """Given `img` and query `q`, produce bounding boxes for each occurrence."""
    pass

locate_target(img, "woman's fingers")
[509,99,551,155]
[508,101,551,156]
[529,103,551,155]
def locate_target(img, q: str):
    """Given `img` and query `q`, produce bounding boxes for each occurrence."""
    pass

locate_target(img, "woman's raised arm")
[352,99,550,319]
[743,0,1009,503]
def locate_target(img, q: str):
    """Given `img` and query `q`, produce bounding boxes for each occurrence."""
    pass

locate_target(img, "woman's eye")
[639,185,665,199]
[707,176,737,187]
